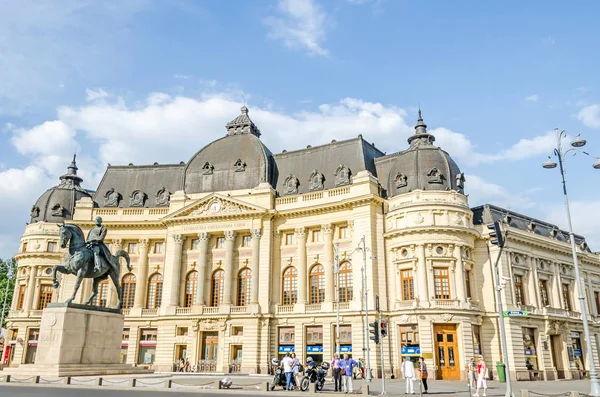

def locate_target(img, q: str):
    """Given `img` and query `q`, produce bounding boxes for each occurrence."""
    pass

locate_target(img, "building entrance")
[433,324,460,380]
[551,334,566,379]
[200,332,218,372]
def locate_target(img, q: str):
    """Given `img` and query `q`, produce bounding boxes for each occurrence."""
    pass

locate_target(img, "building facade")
[4,108,600,381]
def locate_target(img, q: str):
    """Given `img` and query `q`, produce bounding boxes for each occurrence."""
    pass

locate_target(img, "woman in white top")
[401,357,416,394]
[474,355,487,397]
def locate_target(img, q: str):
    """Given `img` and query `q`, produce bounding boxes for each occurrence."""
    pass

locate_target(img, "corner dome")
[184,107,274,193]
[30,155,94,223]
[387,110,465,197]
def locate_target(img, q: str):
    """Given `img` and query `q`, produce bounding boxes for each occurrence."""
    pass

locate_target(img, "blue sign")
[524,349,536,356]
[279,345,295,354]
[574,348,583,357]
[401,346,421,356]
[340,345,352,353]
[503,311,529,317]
[307,346,324,353]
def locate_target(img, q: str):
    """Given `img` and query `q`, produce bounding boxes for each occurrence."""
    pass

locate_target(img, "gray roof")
[31,156,93,223]
[472,204,593,252]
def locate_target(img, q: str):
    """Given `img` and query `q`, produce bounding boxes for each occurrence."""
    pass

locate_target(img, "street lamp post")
[334,243,341,357]
[543,128,600,397]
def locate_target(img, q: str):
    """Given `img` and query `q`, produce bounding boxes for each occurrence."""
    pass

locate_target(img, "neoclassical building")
[4,108,600,381]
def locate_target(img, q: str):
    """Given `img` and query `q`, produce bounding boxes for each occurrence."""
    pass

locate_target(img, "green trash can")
[496,361,506,383]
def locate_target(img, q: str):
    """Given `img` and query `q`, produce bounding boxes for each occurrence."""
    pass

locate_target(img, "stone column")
[323,224,334,303]
[250,229,261,304]
[168,234,185,308]
[416,244,429,305]
[23,265,37,311]
[223,231,237,305]
[454,246,466,303]
[195,232,210,306]
[134,238,150,308]
[108,239,123,307]
[296,228,307,304]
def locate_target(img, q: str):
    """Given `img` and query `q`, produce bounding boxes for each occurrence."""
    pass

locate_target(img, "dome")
[30,155,94,223]
[387,110,465,197]
[184,107,274,193]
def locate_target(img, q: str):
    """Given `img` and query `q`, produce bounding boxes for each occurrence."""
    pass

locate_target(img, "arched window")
[185,271,198,308]
[309,264,325,304]
[338,261,353,303]
[237,268,252,306]
[97,279,109,307]
[211,270,224,307]
[146,273,163,309]
[122,274,136,309]
[282,267,298,305]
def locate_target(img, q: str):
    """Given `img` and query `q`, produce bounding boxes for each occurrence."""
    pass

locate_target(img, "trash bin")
[496,361,506,383]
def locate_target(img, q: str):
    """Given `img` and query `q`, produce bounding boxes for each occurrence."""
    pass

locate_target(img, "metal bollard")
[34,376,40,384]
[64,377,71,385]
[419,379,422,397]
[96,377,103,386]
[309,382,317,394]
[214,380,222,389]
[262,382,269,392]
[164,379,172,388]
[3,375,10,383]
[362,384,370,395]
[520,390,529,397]
[129,378,136,388]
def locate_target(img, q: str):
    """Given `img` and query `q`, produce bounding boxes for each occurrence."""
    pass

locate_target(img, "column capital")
[295,227,306,238]
[172,234,185,245]
[321,224,334,235]
[139,238,149,247]
[251,229,262,239]
[198,232,210,241]
[225,230,237,241]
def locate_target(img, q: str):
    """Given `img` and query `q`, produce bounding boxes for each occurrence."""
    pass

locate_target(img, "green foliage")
[0,258,16,329]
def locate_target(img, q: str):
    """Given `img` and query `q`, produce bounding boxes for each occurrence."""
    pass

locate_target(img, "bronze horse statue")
[53,223,131,309]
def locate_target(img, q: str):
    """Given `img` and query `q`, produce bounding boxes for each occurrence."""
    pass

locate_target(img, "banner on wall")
[278,345,295,354]
[401,346,421,356]
[306,346,323,353]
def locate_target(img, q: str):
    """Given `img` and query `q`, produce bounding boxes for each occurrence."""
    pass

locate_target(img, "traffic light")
[487,220,505,247]
[380,320,387,338]
[369,321,380,344]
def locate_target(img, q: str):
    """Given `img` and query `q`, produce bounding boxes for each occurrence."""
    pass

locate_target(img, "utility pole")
[376,296,386,394]
[362,236,372,382]
[334,243,341,356]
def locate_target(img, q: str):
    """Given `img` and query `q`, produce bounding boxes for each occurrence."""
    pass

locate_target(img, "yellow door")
[434,324,460,380]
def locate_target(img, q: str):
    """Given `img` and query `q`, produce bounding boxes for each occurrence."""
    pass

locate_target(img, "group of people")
[466,355,488,397]
[401,356,429,394]
[177,357,191,372]
[280,352,303,391]
[331,354,362,393]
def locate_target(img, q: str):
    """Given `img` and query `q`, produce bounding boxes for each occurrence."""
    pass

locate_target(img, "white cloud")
[464,174,536,210]
[85,88,109,102]
[577,104,600,129]
[264,0,329,57]
[525,94,539,103]
[544,200,600,252]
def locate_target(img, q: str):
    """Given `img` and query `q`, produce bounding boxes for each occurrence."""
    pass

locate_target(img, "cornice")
[275,194,384,219]
[384,226,480,239]
[162,210,273,227]
[14,252,63,261]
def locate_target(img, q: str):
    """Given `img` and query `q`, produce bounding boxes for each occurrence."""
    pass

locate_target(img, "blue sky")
[1,0,600,257]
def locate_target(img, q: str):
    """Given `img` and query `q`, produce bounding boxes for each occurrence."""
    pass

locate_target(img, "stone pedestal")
[3,303,152,377]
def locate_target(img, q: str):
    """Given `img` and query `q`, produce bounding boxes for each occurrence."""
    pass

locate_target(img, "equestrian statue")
[52,217,131,309]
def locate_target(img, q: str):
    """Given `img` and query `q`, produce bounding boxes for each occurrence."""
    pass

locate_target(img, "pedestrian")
[474,355,487,397]
[331,354,342,391]
[185,358,190,372]
[292,353,301,390]
[178,357,185,373]
[401,357,416,394]
[282,352,294,391]
[418,357,428,394]
[340,354,357,393]
[359,358,365,379]
[466,357,476,390]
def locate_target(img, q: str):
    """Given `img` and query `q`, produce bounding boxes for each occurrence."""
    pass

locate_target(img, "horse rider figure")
[86,217,110,273]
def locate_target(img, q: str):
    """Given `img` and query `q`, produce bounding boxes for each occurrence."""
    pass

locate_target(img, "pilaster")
[133,238,149,309]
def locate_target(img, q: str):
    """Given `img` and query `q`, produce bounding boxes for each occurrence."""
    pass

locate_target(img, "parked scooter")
[270,358,297,391]
[300,357,330,391]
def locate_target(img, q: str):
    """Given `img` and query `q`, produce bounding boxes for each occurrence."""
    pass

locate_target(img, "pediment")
[165,193,267,220]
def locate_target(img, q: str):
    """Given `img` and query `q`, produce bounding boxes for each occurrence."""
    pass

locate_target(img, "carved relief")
[130,190,147,207]
[308,170,325,191]
[527,222,536,232]
[414,213,424,224]
[321,224,333,235]
[104,188,121,207]
[188,198,244,217]
[251,229,262,239]
[198,232,210,241]
[202,162,214,175]
[51,203,65,217]
[173,234,185,244]
[284,175,300,195]
[454,214,464,226]
[234,159,246,172]
[155,187,170,206]
[441,313,454,322]
[394,173,408,188]
[427,168,443,184]
[550,227,559,238]
[334,164,352,187]
[456,173,466,189]
[30,205,40,218]
[295,227,306,238]
[225,230,237,241]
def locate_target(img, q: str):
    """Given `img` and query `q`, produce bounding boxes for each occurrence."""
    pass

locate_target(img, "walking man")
[401,357,416,394]
[340,354,357,393]
[331,354,342,392]
[281,353,294,391]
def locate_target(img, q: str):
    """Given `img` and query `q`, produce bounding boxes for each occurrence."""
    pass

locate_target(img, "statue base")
[3,303,153,377]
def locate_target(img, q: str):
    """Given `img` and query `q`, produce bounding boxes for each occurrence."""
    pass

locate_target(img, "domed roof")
[387,110,465,197]
[30,155,94,223]
[184,107,274,193]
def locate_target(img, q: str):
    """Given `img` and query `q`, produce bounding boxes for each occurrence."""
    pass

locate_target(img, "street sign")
[502,311,529,317]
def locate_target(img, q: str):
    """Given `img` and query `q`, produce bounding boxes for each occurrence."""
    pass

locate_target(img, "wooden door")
[202,332,219,361]
[434,324,460,380]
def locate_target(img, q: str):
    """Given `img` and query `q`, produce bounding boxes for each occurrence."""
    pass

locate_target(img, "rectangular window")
[138,329,157,365]
[232,326,244,336]
[279,327,295,344]
[177,327,189,336]
[191,239,199,250]
[339,226,348,239]
[17,285,26,310]
[242,235,251,247]
[433,268,451,299]
[216,237,225,249]
[472,325,482,355]
[465,271,472,299]
[306,326,323,344]
[562,283,572,311]
[285,233,295,245]
[399,324,420,360]
[514,275,525,305]
[22,242,27,252]
[154,242,163,254]
[312,230,321,243]
[539,279,550,307]
[47,242,57,252]
[128,243,138,254]
[122,328,130,341]
[335,325,352,344]
[400,269,414,300]
[37,284,53,309]
[595,292,600,315]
